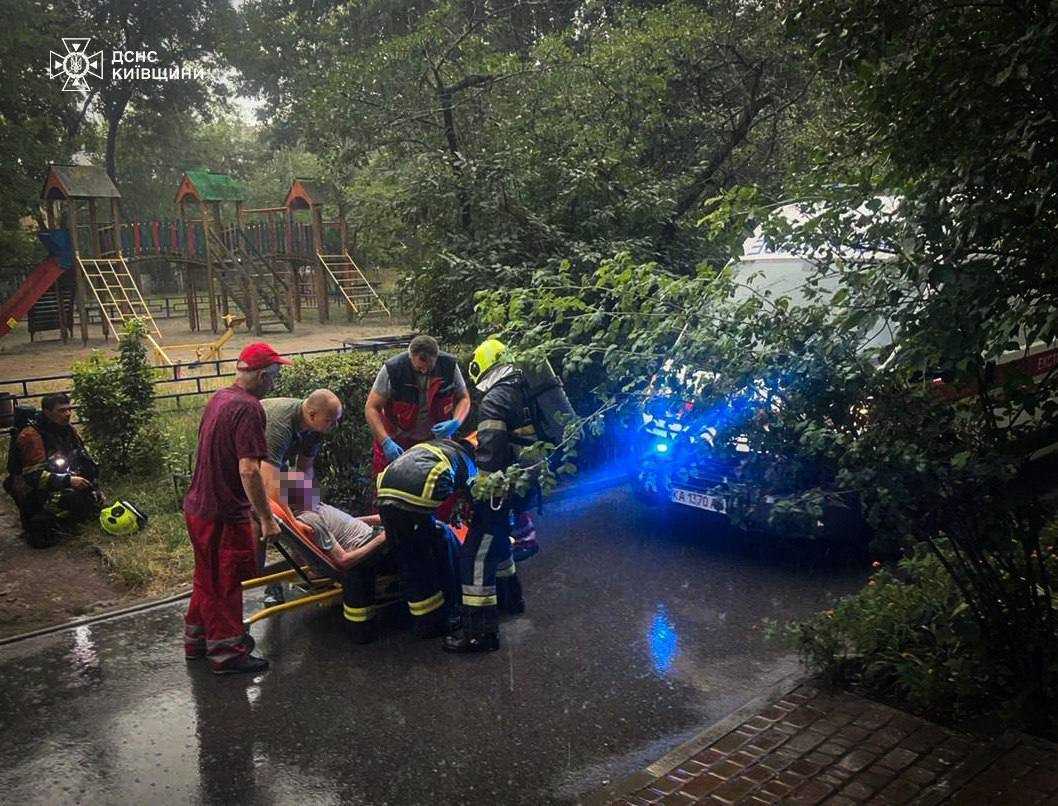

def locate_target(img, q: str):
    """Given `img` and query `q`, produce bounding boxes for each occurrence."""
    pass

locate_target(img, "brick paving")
[590,681,1058,805]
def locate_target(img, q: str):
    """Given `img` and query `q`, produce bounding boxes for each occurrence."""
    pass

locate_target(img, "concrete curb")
[580,671,806,805]
[0,587,192,647]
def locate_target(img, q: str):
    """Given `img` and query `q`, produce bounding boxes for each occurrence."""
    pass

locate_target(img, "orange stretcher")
[241,500,402,626]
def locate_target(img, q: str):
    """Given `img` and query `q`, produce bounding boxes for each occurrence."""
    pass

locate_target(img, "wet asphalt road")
[0,487,865,805]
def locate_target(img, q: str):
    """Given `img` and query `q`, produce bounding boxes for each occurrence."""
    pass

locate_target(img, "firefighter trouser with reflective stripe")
[183,514,257,670]
[17,486,100,548]
[341,549,398,641]
[460,500,519,632]
[378,505,450,633]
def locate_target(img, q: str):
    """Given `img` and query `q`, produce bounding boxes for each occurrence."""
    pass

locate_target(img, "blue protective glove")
[431,419,461,439]
[382,437,404,462]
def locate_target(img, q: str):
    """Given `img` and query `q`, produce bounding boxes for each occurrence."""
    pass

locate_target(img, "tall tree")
[107,114,269,220]
[474,0,1058,731]
[785,0,1058,368]
[0,0,86,261]
[230,0,819,339]
[61,0,234,180]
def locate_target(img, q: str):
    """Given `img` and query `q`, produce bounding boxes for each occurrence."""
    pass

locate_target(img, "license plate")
[670,487,727,514]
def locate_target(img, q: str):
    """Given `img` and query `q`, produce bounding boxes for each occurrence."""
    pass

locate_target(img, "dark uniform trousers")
[378,505,457,634]
[460,499,521,633]
[341,547,400,642]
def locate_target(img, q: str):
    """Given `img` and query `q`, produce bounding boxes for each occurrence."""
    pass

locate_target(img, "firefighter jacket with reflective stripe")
[376,439,477,513]
[5,419,89,502]
[475,361,575,475]
[380,351,459,439]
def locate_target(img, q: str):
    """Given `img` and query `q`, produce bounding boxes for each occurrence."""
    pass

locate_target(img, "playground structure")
[3,163,389,364]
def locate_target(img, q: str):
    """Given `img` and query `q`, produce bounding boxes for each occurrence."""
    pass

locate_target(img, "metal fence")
[83,293,210,324]
[0,335,412,418]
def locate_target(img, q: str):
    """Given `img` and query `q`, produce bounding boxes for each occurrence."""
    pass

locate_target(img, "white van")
[636,202,1058,532]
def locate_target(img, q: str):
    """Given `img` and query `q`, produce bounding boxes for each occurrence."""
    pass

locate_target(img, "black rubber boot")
[443,606,500,654]
[412,608,450,639]
[23,514,65,549]
[345,619,377,645]
[497,575,525,616]
[442,603,462,635]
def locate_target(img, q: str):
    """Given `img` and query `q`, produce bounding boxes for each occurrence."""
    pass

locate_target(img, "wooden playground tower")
[175,168,295,337]
[41,163,173,362]
[37,164,389,364]
[282,178,390,323]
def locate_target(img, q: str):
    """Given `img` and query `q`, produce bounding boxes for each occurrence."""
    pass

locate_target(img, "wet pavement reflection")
[0,488,865,804]
[648,604,679,676]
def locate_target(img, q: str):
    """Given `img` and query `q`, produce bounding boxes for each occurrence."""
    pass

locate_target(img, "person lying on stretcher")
[278,471,386,571]
[277,471,393,643]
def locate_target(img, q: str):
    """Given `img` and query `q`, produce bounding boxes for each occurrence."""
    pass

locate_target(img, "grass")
[0,408,202,595]
[88,409,200,594]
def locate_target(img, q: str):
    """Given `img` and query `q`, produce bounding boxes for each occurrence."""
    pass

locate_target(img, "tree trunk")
[662,68,771,245]
[437,85,473,233]
[104,93,132,181]
[63,88,99,141]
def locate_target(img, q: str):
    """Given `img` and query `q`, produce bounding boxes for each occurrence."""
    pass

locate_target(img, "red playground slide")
[0,257,64,338]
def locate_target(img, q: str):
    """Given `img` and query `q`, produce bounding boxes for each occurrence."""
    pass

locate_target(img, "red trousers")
[183,514,257,669]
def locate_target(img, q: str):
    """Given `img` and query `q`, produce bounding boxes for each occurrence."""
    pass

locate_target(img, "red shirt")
[183,385,269,523]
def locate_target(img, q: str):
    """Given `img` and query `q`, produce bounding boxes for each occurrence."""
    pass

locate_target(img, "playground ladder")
[207,227,293,333]
[77,255,172,363]
[318,253,391,318]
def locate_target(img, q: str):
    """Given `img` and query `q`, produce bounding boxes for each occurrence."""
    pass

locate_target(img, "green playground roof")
[176,169,246,203]
[42,164,122,200]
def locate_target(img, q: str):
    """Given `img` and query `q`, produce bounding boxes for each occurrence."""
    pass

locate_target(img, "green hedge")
[71,319,160,475]
[271,349,399,512]
[771,530,1058,731]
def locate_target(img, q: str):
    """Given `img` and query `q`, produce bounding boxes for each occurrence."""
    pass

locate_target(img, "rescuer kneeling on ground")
[277,470,394,644]
[375,438,473,637]
[3,392,103,548]
[443,339,575,654]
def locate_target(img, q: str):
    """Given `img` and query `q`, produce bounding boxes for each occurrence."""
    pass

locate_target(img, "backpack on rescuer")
[3,406,42,495]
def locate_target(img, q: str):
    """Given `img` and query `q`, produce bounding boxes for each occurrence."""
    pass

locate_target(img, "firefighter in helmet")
[443,338,575,653]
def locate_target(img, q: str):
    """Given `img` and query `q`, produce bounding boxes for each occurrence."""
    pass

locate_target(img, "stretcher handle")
[272,527,317,588]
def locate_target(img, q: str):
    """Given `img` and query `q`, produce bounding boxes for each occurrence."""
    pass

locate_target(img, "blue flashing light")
[654,441,669,454]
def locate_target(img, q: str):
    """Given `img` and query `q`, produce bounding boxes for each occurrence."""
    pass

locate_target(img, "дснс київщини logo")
[49,38,104,92]
[48,37,207,88]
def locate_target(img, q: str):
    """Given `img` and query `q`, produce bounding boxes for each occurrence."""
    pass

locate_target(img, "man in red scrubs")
[182,342,290,675]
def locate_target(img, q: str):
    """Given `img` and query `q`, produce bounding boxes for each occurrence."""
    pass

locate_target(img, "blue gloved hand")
[431,419,461,439]
[382,437,404,462]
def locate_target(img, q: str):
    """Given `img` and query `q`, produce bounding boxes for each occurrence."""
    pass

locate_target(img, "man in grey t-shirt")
[262,389,343,477]
[364,335,471,475]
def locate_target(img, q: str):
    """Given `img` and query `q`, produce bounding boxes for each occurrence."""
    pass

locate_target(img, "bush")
[271,350,399,512]
[71,319,160,475]
[777,531,1058,730]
